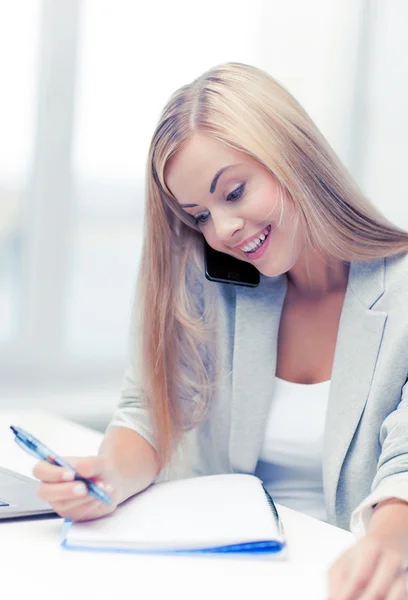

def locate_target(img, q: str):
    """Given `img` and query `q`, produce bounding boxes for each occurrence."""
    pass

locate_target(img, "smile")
[241,225,272,253]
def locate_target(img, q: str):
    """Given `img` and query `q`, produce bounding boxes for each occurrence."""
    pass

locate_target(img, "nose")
[212,214,244,245]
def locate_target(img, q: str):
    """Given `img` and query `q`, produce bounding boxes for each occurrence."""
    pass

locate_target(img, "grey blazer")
[109,251,408,532]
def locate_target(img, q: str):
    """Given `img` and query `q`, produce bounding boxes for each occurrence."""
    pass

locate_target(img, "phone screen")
[204,240,260,287]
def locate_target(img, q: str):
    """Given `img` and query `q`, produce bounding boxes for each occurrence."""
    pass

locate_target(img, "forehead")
[165,133,246,201]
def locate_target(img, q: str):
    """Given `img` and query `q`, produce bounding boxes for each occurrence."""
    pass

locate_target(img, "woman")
[35,63,408,598]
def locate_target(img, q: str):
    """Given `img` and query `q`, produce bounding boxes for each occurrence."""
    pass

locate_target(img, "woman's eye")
[194,212,210,226]
[192,184,245,225]
[227,184,245,202]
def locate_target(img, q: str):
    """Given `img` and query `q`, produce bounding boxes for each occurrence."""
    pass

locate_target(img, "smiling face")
[165,133,305,278]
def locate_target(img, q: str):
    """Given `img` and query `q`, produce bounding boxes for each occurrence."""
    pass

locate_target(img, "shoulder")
[377,252,408,327]
[385,251,408,296]
[346,252,408,321]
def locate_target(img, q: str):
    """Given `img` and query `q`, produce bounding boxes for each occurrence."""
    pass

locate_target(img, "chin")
[256,257,293,279]
[257,266,284,278]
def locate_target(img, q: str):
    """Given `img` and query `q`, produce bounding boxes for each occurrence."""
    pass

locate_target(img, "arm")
[350,377,408,536]
[98,426,160,504]
[100,358,163,504]
[328,379,408,598]
[34,362,163,522]
[364,498,408,563]
[328,499,408,599]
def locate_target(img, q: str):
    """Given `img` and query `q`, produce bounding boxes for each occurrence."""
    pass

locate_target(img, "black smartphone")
[204,239,260,287]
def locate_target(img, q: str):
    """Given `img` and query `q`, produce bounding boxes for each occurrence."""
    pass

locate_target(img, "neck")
[286,251,350,300]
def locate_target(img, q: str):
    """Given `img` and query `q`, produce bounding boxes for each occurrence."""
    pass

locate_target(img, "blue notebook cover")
[61,474,286,556]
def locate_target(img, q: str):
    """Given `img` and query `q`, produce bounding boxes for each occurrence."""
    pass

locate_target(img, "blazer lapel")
[229,274,287,472]
[227,256,387,522]
[323,258,387,523]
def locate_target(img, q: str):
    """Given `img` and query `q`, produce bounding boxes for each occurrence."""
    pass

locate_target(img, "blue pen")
[10,425,113,505]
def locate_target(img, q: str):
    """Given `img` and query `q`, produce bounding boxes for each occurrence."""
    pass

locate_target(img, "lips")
[243,227,271,254]
[243,223,273,261]
[234,225,269,250]
[239,224,272,253]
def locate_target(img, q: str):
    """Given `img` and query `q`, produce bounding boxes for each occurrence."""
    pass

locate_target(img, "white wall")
[260,0,408,231]
[259,0,364,167]
[359,0,408,229]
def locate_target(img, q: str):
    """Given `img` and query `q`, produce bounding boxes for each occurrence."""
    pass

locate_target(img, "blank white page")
[65,474,284,550]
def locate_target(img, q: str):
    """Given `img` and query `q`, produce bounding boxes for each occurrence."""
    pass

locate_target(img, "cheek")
[203,229,221,251]
[202,228,235,257]
[251,179,282,218]
[262,183,294,226]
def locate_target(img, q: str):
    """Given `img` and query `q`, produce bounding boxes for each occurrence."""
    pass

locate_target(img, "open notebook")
[62,474,286,556]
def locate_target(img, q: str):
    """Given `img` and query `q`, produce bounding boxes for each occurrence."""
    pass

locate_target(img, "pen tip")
[10,425,17,434]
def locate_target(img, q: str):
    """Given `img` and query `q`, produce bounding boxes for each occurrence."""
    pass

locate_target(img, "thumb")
[67,456,107,480]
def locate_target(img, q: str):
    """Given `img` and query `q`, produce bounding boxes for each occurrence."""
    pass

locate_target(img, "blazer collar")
[229,258,387,524]
[323,257,387,523]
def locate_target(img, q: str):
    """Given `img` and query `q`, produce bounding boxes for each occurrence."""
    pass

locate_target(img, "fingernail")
[73,483,88,496]
[62,470,75,481]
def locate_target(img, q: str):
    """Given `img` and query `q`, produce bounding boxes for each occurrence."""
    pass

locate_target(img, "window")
[66,0,264,360]
[2,0,406,417]
[0,0,265,393]
[0,2,40,344]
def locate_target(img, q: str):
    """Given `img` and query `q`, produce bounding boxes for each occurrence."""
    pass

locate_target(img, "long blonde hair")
[136,62,408,467]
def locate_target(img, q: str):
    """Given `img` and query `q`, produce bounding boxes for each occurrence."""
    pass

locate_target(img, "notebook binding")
[262,485,285,539]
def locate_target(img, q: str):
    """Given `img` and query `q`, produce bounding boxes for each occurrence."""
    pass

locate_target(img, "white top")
[256,376,331,522]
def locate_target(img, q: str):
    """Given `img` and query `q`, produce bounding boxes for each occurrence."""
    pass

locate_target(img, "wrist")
[98,426,159,504]
[367,498,408,554]
[101,452,142,505]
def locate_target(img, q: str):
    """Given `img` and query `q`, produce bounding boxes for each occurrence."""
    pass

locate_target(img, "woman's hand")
[33,456,124,522]
[328,534,407,600]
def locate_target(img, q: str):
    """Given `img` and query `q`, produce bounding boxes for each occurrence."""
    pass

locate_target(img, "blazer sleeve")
[106,266,209,454]
[350,376,408,537]
[107,360,157,451]
[107,360,191,484]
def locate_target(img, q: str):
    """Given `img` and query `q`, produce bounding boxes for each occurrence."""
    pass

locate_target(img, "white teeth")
[243,238,261,252]
[241,226,271,253]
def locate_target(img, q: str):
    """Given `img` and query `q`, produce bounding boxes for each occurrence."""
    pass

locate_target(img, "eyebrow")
[180,164,239,209]
[210,165,237,194]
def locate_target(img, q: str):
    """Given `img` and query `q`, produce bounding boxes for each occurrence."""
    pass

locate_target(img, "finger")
[33,460,76,483]
[357,551,402,600]
[72,456,106,480]
[328,550,350,594]
[386,572,407,600]
[58,498,110,522]
[37,480,92,503]
[33,456,106,483]
[32,455,89,481]
[52,480,111,510]
[52,495,97,516]
[73,500,111,522]
[340,541,382,598]
[361,552,402,600]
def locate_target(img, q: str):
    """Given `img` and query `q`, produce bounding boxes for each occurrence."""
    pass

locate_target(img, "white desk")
[0,410,353,600]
